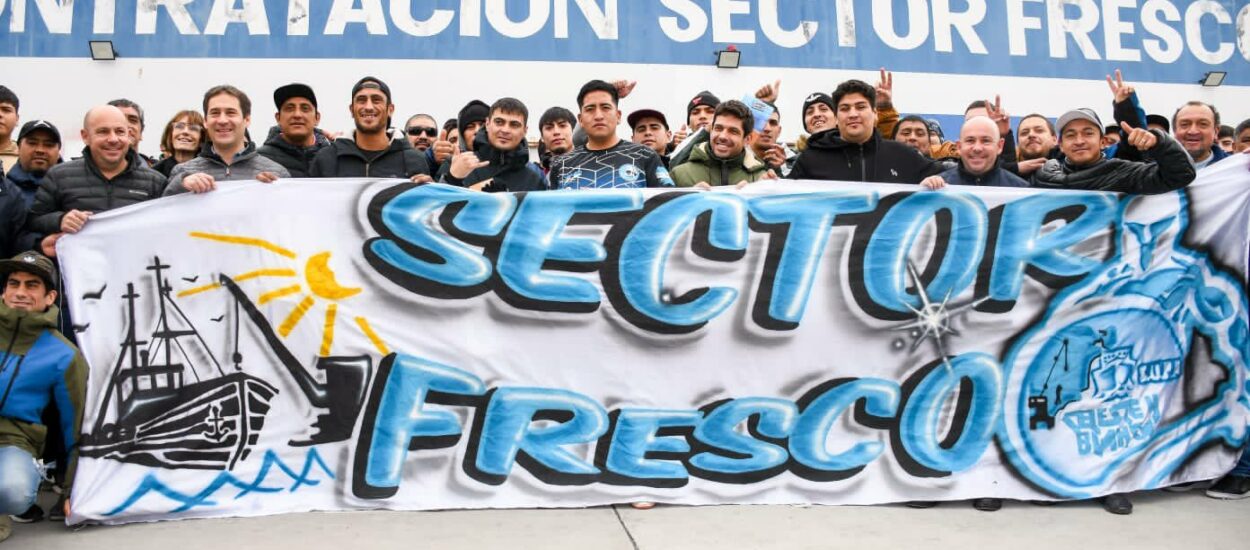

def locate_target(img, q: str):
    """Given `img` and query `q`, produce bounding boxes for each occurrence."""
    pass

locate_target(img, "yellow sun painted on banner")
[177,232,389,357]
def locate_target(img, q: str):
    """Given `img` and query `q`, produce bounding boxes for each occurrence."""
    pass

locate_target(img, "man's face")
[1236,128,1250,154]
[1173,104,1218,160]
[206,93,250,151]
[277,97,319,144]
[710,115,747,159]
[836,93,876,144]
[0,102,17,142]
[462,121,483,150]
[894,121,930,155]
[541,120,573,155]
[81,107,130,167]
[689,105,715,131]
[1218,135,1234,153]
[632,117,671,157]
[958,120,1003,176]
[17,130,59,174]
[804,103,833,134]
[1018,116,1056,160]
[404,116,437,151]
[351,88,392,134]
[1101,132,1121,148]
[578,91,620,141]
[116,105,144,150]
[487,110,526,152]
[1060,119,1103,166]
[757,111,780,148]
[3,272,55,313]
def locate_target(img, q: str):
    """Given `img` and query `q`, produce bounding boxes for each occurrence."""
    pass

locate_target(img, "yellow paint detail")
[305,252,362,301]
[236,268,297,282]
[258,284,302,305]
[278,295,315,337]
[176,282,221,298]
[189,232,298,259]
[320,304,338,357]
[355,317,390,356]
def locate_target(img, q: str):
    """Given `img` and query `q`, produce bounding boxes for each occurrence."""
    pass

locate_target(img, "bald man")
[26,105,166,255]
[921,116,1029,190]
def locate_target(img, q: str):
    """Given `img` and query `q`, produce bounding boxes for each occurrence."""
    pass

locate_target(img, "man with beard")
[671,100,769,188]
[310,77,430,181]
[788,79,942,183]
[26,105,166,255]
[259,83,331,178]
[3,121,61,254]
[443,98,545,192]
[1015,113,1058,175]
[549,80,674,190]
[629,108,673,167]
[534,107,575,175]
[403,113,438,152]
[165,85,290,195]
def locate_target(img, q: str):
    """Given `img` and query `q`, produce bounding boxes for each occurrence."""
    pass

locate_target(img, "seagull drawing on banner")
[892,261,988,369]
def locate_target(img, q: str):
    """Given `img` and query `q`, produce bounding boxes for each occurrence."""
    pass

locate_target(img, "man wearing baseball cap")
[629,109,673,167]
[258,83,331,177]
[0,252,87,540]
[1031,108,1195,194]
[310,76,430,181]
[5,120,61,208]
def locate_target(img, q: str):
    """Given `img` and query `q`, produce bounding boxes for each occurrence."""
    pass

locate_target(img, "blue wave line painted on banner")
[105,448,335,516]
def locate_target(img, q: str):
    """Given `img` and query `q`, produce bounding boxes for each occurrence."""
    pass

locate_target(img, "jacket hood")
[333,131,413,158]
[4,162,44,191]
[0,303,60,345]
[472,130,531,171]
[689,142,766,173]
[263,125,331,152]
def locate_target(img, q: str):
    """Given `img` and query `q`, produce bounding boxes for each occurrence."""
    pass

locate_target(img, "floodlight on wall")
[715,46,741,69]
[1200,71,1226,87]
[89,40,117,61]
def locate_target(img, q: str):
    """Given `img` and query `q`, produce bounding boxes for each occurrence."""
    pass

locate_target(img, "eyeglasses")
[173,122,203,133]
[406,126,437,137]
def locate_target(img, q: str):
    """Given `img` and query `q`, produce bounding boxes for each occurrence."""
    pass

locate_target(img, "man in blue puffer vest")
[0,252,86,542]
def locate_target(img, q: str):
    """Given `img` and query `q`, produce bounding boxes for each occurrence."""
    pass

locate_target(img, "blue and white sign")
[60,158,1250,525]
[3,0,1249,85]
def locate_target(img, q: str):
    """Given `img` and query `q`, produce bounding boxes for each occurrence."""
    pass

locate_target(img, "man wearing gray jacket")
[164,85,289,196]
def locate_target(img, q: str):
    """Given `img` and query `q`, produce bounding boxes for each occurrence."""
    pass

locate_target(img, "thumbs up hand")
[1120,121,1157,151]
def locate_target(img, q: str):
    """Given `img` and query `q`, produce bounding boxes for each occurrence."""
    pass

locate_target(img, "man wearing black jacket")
[258,83,331,177]
[788,79,942,183]
[309,77,430,181]
[1032,108,1195,195]
[442,98,546,193]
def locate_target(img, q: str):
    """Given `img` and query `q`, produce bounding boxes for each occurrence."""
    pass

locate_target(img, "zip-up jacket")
[0,304,87,489]
[257,125,332,178]
[787,130,943,183]
[26,148,166,238]
[1031,129,1196,194]
[308,132,430,179]
[440,131,546,192]
[937,163,1030,188]
[0,179,25,255]
[4,162,45,208]
[164,142,291,196]
[671,142,769,187]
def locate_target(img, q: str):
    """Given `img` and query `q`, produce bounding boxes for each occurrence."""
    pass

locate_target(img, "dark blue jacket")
[938,164,1030,188]
[4,162,42,208]
[0,178,25,255]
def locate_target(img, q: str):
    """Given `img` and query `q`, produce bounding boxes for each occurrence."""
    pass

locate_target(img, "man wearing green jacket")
[0,252,87,541]
[671,100,770,188]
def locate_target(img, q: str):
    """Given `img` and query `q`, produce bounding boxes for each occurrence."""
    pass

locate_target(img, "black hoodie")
[787,130,943,183]
[441,131,546,192]
[258,125,332,177]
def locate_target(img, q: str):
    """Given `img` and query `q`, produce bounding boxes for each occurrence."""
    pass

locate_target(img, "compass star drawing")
[892,261,988,367]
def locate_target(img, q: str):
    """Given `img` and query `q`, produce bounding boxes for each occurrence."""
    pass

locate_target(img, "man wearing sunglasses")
[403,114,438,153]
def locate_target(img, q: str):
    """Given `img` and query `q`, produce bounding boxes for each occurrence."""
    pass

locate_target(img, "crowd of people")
[0,67,1248,542]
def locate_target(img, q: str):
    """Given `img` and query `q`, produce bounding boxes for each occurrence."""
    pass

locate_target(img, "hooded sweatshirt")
[441,131,546,192]
[671,142,769,187]
[257,125,333,178]
[0,303,87,488]
[309,131,431,179]
[788,130,943,183]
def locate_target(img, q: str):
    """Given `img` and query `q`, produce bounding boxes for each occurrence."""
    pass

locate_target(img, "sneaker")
[904,501,939,509]
[1100,493,1133,515]
[9,504,43,524]
[1205,474,1250,500]
[972,498,1003,512]
[47,495,67,522]
[0,515,12,542]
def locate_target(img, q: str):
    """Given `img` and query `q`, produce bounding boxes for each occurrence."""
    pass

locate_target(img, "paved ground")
[9,490,1246,550]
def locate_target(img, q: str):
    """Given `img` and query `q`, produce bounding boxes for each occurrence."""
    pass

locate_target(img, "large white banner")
[61,158,1250,525]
